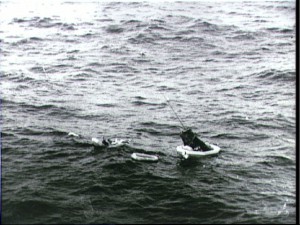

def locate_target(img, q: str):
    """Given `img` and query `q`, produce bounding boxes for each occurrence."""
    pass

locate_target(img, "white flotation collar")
[131,153,159,162]
[176,143,220,159]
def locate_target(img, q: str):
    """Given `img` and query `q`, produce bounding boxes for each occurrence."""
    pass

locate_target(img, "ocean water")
[0,0,296,224]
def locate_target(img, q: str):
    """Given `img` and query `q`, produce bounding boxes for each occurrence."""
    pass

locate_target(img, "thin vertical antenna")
[163,94,186,130]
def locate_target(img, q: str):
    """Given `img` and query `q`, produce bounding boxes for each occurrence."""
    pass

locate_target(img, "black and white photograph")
[0,0,297,224]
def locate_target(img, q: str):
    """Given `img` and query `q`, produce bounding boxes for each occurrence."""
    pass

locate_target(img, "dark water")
[0,0,296,224]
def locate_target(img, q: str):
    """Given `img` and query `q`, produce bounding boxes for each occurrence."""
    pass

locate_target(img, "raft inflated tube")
[176,144,220,159]
[131,153,159,162]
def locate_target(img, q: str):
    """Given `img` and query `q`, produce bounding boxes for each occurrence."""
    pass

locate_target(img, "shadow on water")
[177,157,204,167]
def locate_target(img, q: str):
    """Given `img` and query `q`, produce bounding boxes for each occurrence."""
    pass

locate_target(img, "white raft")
[131,153,159,162]
[176,144,220,159]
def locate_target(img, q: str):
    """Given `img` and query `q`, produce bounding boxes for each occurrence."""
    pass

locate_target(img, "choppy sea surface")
[0,0,296,224]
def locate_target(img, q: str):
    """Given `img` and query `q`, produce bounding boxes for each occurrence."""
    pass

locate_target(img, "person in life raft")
[180,128,212,151]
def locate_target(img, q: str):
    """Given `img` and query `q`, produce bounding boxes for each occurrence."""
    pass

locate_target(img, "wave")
[263,155,294,167]
[33,18,73,29]
[133,126,178,137]
[3,199,58,224]
[132,58,151,64]
[105,25,124,33]
[95,103,117,108]
[11,37,47,46]
[128,33,158,44]
[12,17,40,23]
[128,32,206,45]
[156,85,177,92]
[254,116,295,131]
[12,16,75,30]
[86,62,105,67]
[266,27,294,34]
[131,99,165,107]
[69,72,93,81]
[211,133,253,140]
[179,36,205,43]
[165,14,193,25]
[79,32,95,38]
[133,96,146,100]
[254,69,295,83]
[1,72,35,83]
[17,127,68,137]
[228,33,256,41]
[140,121,173,128]
[175,29,195,35]
[147,25,169,32]
[2,125,71,140]
[103,64,138,73]
[3,100,78,119]
[134,127,162,136]
[96,18,114,23]
[29,66,46,73]
[189,19,223,33]
[29,64,72,74]
[60,23,76,31]
[119,19,169,33]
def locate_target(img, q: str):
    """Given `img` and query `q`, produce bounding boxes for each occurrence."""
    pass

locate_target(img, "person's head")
[180,128,194,142]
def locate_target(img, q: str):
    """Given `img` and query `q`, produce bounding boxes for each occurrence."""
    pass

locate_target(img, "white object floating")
[68,132,79,137]
[92,137,100,144]
[176,144,221,159]
[92,138,130,147]
[110,138,130,147]
[131,153,159,162]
